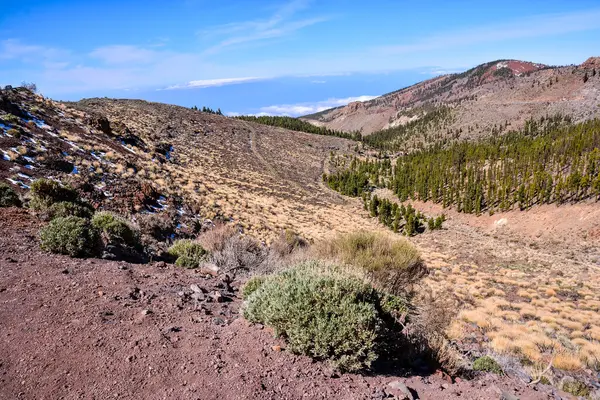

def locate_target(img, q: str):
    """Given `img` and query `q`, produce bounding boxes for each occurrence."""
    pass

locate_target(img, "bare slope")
[303,58,600,138]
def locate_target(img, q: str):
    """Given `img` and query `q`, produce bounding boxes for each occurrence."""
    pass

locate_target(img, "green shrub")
[242,276,266,299]
[92,211,139,247]
[167,239,208,268]
[316,231,427,294]
[2,113,20,124]
[40,216,99,257]
[46,201,94,220]
[561,378,590,397]
[473,356,503,374]
[0,183,21,207]
[243,261,406,372]
[30,178,79,210]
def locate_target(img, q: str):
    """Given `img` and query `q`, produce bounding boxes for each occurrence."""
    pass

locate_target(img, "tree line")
[324,116,600,215]
[191,106,223,115]
[234,115,363,141]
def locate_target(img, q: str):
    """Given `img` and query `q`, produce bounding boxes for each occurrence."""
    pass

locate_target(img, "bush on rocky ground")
[29,178,93,220]
[473,356,503,374]
[243,261,411,372]
[39,216,99,257]
[560,377,591,397]
[137,213,175,241]
[314,231,427,294]
[45,201,94,220]
[92,211,140,247]
[30,178,78,206]
[0,183,21,207]
[241,276,266,299]
[167,239,208,268]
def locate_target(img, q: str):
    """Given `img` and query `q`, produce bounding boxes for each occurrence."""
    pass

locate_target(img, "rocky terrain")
[302,57,600,138]
[0,88,381,242]
[0,208,573,399]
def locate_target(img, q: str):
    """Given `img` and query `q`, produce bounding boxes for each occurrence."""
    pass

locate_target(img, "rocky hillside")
[302,57,600,139]
[0,87,379,241]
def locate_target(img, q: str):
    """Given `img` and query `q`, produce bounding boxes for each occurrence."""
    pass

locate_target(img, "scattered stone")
[191,292,205,301]
[500,391,519,400]
[388,381,414,400]
[211,291,226,303]
[141,309,152,315]
[190,284,202,293]
[271,345,282,352]
[371,389,387,399]
[212,317,226,325]
[200,263,219,277]
[154,261,167,268]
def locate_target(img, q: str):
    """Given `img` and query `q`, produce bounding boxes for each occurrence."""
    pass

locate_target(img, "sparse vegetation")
[92,211,139,247]
[39,216,99,257]
[315,231,427,294]
[473,356,503,374]
[0,183,22,207]
[243,261,405,372]
[29,179,79,211]
[167,239,208,268]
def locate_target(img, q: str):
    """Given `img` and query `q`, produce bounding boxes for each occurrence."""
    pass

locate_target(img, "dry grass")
[313,231,427,294]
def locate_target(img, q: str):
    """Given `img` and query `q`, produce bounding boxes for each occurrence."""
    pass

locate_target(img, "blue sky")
[1,0,600,116]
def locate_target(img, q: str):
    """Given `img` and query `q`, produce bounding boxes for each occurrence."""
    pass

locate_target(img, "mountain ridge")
[301,57,600,143]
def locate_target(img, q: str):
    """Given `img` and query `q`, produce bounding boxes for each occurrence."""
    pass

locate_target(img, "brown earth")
[0,208,571,399]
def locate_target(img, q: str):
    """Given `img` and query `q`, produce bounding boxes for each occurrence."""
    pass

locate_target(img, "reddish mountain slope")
[303,58,600,138]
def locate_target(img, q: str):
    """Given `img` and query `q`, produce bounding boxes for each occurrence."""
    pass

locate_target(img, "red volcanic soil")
[0,208,566,399]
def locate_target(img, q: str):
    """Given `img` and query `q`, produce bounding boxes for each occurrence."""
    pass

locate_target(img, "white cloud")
[250,95,377,117]
[200,0,329,54]
[164,76,265,90]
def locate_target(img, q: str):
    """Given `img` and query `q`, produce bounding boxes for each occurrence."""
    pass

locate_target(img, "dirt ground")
[0,208,572,400]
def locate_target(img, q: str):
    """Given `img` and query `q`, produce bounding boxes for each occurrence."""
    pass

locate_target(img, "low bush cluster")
[0,183,21,207]
[30,178,79,208]
[92,211,139,247]
[473,356,503,374]
[32,179,141,260]
[46,201,94,220]
[40,216,99,257]
[167,239,208,268]
[29,178,94,221]
[243,261,396,372]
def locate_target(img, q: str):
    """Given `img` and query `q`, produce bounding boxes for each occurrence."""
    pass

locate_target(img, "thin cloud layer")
[165,77,265,89]
[241,95,377,117]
